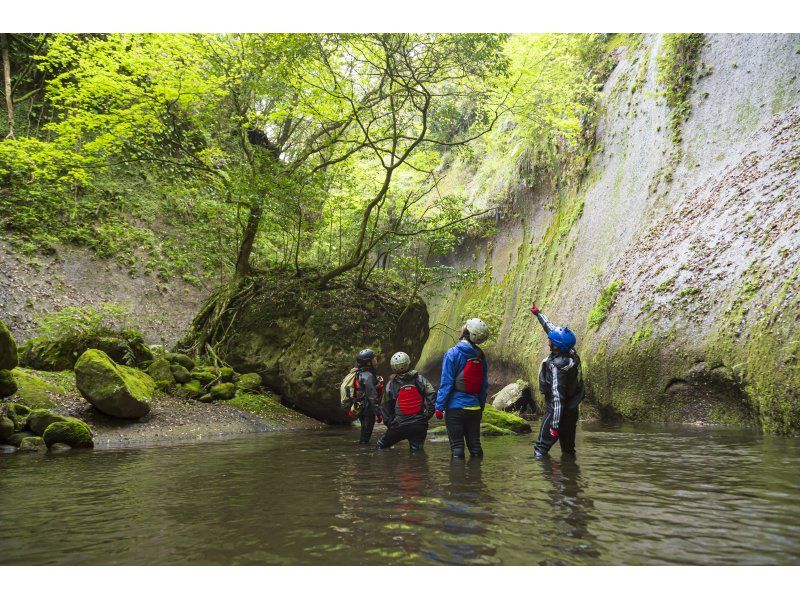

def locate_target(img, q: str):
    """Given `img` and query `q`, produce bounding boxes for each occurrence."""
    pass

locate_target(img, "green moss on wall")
[587,281,621,331]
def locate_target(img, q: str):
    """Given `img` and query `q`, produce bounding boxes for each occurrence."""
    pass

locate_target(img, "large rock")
[18,436,46,452]
[170,364,192,383]
[43,420,93,449]
[27,409,69,436]
[19,330,153,371]
[0,369,18,397]
[481,405,532,434]
[0,415,14,442]
[491,381,531,412]
[5,402,31,431]
[9,368,63,409]
[147,358,176,389]
[7,431,36,446]
[209,273,429,423]
[209,382,235,401]
[236,372,262,391]
[74,349,155,418]
[0,319,18,370]
[165,352,195,371]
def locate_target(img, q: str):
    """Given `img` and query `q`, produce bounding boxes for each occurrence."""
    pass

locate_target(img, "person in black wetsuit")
[348,349,384,444]
[530,304,585,458]
[377,352,437,452]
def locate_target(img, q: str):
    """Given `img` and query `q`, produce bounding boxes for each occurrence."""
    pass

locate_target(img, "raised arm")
[530,303,555,335]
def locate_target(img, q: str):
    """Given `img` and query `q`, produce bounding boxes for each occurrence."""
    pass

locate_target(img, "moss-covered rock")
[219,367,235,382]
[18,330,152,372]
[5,402,32,431]
[210,382,236,401]
[491,381,530,412]
[481,405,532,434]
[202,272,429,423]
[7,431,35,447]
[9,368,64,409]
[176,379,203,399]
[147,358,176,390]
[236,372,262,391]
[75,349,154,418]
[0,319,18,371]
[26,409,69,436]
[190,365,218,385]
[165,352,195,371]
[0,369,18,397]
[170,364,192,384]
[43,420,93,449]
[0,415,14,442]
[18,435,46,452]
[197,393,214,403]
[480,422,514,436]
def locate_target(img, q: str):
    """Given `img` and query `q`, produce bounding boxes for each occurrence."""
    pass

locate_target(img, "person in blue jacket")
[434,318,490,459]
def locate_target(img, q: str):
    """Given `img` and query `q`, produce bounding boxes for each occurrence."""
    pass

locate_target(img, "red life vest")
[454,357,484,395]
[396,382,424,416]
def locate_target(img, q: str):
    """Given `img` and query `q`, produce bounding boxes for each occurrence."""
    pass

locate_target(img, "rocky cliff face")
[420,34,800,433]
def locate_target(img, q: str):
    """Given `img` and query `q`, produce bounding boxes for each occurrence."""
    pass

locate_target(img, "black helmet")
[356,348,376,366]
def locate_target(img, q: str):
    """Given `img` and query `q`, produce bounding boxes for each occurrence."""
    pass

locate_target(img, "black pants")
[359,410,376,444]
[445,408,483,459]
[534,406,579,456]
[377,423,428,451]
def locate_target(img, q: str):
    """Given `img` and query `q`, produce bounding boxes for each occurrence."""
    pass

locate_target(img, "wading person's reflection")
[539,456,600,561]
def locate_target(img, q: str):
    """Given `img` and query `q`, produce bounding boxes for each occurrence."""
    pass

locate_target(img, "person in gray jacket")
[530,304,585,458]
[377,352,436,452]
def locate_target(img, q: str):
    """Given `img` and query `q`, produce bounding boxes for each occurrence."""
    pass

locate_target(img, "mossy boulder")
[18,435,46,452]
[27,409,70,436]
[43,420,93,449]
[480,422,514,436]
[197,394,214,403]
[147,358,176,390]
[218,367,235,382]
[0,319,18,370]
[236,372,262,391]
[170,364,192,384]
[190,365,218,385]
[481,405,532,434]
[5,402,32,431]
[18,330,153,372]
[7,431,35,446]
[165,352,195,371]
[176,379,203,399]
[207,272,429,423]
[210,382,236,401]
[75,349,155,418]
[491,381,530,412]
[0,415,14,442]
[0,369,18,397]
[9,368,64,409]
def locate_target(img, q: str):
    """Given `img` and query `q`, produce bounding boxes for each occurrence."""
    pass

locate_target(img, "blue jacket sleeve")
[435,349,456,411]
[479,358,489,407]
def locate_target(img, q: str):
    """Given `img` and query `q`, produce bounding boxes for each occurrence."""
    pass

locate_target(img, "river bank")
[1,367,323,450]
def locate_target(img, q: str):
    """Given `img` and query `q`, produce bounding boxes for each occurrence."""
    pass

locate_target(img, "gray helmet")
[356,348,376,366]
[390,351,411,373]
[464,318,489,344]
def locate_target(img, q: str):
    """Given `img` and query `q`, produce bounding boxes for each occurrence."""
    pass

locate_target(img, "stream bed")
[1,421,799,565]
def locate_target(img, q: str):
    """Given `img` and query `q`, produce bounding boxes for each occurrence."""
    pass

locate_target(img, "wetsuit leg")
[445,408,466,459]
[558,407,579,455]
[359,410,375,444]
[534,409,558,456]
[464,409,483,458]
[377,425,404,449]
[407,424,428,452]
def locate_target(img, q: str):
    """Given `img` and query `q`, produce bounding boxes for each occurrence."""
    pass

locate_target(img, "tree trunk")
[234,200,262,279]
[1,33,14,139]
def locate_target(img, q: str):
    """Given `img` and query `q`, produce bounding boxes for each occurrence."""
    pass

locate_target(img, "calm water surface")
[1,421,799,565]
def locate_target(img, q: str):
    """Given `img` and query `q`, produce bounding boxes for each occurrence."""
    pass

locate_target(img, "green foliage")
[656,34,705,143]
[587,280,621,330]
[32,303,130,342]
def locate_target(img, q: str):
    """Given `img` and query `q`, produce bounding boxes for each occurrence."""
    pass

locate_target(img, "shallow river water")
[2,421,799,565]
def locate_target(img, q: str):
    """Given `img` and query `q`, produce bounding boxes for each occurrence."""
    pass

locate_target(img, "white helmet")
[464,318,489,344]
[390,351,412,373]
